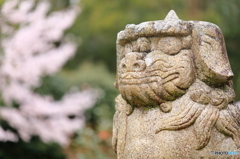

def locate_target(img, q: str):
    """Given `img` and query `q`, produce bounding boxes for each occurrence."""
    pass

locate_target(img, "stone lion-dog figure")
[112,10,240,159]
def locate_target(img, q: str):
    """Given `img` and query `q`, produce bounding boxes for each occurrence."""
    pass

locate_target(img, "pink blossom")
[0,127,18,142]
[0,0,97,147]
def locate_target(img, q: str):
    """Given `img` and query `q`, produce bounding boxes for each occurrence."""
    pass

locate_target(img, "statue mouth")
[120,76,162,85]
[118,71,180,107]
[119,71,179,85]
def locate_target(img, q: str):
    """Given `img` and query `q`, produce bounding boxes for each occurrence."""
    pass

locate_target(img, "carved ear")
[191,21,233,86]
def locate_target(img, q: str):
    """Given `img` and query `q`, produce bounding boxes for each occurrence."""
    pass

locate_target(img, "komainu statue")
[112,10,240,159]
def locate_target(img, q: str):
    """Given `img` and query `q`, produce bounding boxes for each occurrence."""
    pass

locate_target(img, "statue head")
[116,10,233,108]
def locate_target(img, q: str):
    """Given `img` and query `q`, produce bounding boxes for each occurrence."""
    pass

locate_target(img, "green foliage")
[49,0,70,10]
[34,76,68,100]
[57,62,118,158]
[73,127,115,159]
[0,137,66,159]
[59,61,118,130]
[0,0,3,6]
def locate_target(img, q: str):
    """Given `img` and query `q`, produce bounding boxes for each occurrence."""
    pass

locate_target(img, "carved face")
[117,36,196,107]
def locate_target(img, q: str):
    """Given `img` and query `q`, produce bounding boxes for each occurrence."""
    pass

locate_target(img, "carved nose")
[121,52,146,72]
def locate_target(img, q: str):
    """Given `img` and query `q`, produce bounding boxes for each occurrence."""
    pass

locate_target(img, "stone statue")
[112,10,240,159]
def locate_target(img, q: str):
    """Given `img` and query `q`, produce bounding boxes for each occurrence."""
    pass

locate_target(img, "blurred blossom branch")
[0,0,98,146]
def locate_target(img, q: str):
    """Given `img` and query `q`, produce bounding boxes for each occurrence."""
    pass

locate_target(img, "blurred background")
[0,0,240,158]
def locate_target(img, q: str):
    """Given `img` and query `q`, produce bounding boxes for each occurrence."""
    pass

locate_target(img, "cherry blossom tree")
[0,0,98,146]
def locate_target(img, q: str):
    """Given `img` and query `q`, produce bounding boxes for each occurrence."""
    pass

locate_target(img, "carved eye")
[121,63,127,71]
[119,61,127,72]
[158,37,182,55]
[133,63,140,70]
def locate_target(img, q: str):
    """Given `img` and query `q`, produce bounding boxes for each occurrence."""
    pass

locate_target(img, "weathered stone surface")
[237,101,240,108]
[113,10,240,159]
